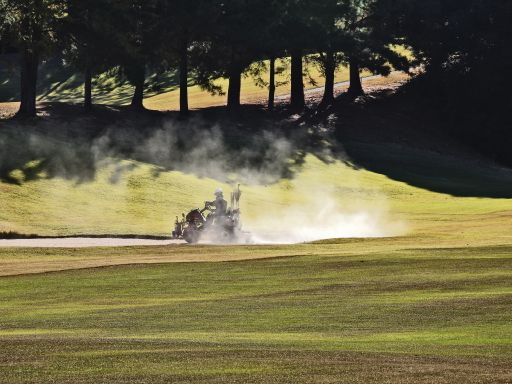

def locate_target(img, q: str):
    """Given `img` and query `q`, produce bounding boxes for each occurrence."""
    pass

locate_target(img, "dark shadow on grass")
[342,142,512,198]
[0,102,316,186]
[326,89,512,198]
[2,85,512,198]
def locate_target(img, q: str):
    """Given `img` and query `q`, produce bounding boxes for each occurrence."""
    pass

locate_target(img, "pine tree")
[1,0,66,117]
[62,0,115,111]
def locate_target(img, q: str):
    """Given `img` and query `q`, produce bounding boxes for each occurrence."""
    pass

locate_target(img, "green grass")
[0,245,511,382]
[0,148,511,382]
[0,55,182,105]
[143,60,376,111]
[1,154,510,239]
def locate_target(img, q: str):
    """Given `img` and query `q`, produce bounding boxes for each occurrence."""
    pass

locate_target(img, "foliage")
[0,0,510,165]
[0,0,66,57]
[60,0,116,73]
[374,0,512,165]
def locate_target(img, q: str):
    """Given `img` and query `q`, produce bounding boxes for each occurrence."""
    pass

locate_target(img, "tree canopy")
[1,0,510,160]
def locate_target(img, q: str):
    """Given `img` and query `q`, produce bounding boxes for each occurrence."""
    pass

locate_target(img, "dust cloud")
[247,199,404,244]
[91,118,300,186]
[242,181,405,244]
[92,119,405,243]
[106,119,405,243]
[1,116,406,243]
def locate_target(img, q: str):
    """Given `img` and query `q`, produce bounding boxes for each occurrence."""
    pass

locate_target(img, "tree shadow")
[0,103,314,186]
[1,54,183,106]
[2,91,511,199]
[325,90,512,198]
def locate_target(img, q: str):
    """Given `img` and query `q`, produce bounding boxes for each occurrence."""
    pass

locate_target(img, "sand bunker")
[0,238,183,248]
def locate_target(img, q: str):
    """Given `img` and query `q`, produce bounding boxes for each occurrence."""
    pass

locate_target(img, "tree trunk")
[84,64,92,112]
[227,66,242,112]
[179,39,189,116]
[17,49,39,118]
[427,54,445,84]
[290,49,305,111]
[130,66,145,110]
[320,50,335,107]
[348,57,364,97]
[268,56,276,111]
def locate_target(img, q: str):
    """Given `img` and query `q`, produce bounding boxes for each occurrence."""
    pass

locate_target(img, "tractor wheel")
[183,229,200,244]
[219,229,236,243]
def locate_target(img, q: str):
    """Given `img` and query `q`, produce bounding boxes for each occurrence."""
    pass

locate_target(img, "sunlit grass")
[0,154,510,239]
[144,60,374,110]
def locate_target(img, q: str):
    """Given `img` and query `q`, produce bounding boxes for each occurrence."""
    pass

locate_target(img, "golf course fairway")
[0,148,511,383]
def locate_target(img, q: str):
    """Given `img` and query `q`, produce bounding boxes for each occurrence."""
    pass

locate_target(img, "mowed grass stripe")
[1,338,511,384]
[1,246,511,382]
[1,249,510,343]
[1,241,511,277]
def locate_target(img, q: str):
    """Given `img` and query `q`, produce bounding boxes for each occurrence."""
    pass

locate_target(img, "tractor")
[172,185,248,244]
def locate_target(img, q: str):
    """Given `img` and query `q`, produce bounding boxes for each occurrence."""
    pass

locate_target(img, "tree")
[281,0,312,111]
[246,58,289,112]
[223,0,273,111]
[340,0,409,98]
[62,0,115,111]
[157,0,215,116]
[266,58,289,111]
[307,0,351,107]
[345,0,371,97]
[192,0,275,112]
[243,0,288,111]
[374,0,512,165]
[111,0,160,110]
[0,0,66,117]
[371,0,463,79]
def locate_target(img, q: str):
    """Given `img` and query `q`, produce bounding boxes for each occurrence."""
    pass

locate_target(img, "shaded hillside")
[330,90,512,198]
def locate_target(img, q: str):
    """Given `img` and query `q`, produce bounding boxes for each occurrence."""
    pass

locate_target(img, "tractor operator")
[206,188,227,218]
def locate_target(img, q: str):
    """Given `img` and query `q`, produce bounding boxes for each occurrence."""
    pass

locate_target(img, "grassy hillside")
[0,153,511,238]
[143,62,374,111]
[1,80,510,239]
[0,55,184,106]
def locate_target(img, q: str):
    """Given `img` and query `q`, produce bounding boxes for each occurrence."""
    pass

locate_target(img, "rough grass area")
[0,245,511,383]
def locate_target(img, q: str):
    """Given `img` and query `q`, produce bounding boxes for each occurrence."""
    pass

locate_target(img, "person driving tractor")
[172,185,245,243]
[205,188,227,219]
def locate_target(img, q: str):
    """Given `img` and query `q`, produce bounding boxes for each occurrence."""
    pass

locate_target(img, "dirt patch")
[0,102,19,119]
[0,237,183,248]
